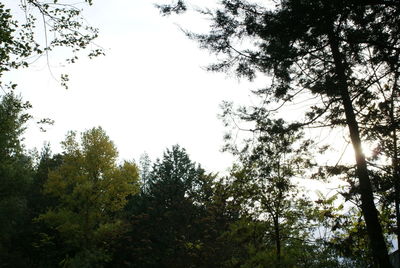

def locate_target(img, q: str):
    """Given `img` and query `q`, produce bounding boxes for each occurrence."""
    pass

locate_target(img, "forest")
[1,0,400,267]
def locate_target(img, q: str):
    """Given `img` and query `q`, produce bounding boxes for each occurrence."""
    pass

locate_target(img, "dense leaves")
[0,93,393,267]
[37,127,139,267]
[0,93,33,267]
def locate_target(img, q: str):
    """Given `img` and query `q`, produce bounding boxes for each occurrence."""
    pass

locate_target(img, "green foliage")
[0,0,102,87]
[0,92,34,266]
[160,0,400,265]
[114,145,230,267]
[219,119,328,267]
[0,91,31,155]
[148,145,204,202]
[2,1,399,266]
[37,127,139,266]
[0,95,375,267]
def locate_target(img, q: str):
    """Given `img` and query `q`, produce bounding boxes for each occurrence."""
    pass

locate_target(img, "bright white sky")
[2,0,359,176]
[2,0,396,252]
[4,0,262,173]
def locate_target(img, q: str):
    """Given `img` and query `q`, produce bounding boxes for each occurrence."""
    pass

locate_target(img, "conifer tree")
[159,1,400,265]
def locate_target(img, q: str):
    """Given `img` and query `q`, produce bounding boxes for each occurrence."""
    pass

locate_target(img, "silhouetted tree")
[158,1,400,265]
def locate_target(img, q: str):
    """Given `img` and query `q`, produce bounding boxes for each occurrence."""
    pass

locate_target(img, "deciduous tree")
[38,127,139,266]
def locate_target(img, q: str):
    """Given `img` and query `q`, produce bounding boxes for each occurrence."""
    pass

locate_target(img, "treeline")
[1,93,392,268]
[158,0,400,266]
[1,0,399,267]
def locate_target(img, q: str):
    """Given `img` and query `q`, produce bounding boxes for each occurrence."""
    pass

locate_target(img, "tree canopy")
[1,1,400,267]
[37,127,139,266]
[159,0,400,266]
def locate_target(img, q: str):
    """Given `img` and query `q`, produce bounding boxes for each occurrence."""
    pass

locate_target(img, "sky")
[3,0,262,173]
[3,0,396,252]
[3,0,359,176]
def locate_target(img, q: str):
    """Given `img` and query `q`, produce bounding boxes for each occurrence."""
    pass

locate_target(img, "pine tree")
[159,1,400,265]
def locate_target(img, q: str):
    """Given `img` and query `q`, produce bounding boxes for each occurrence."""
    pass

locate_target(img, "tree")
[0,92,34,266]
[117,145,211,267]
[27,146,67,267]
[38,127,139,267]
[159,1,399,265]
[138,152,152,193]
[221,119,330,267]
[0,0,102,88]
[191,175,242,267]
[357,59,400,256]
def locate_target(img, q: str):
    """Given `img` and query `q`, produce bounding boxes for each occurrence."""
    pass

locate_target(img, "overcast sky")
[3,0,265,173]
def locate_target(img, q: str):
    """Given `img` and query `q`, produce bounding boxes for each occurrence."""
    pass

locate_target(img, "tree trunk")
[274,217,281,267]
[327,28,392,267]
[391,84,400,268]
